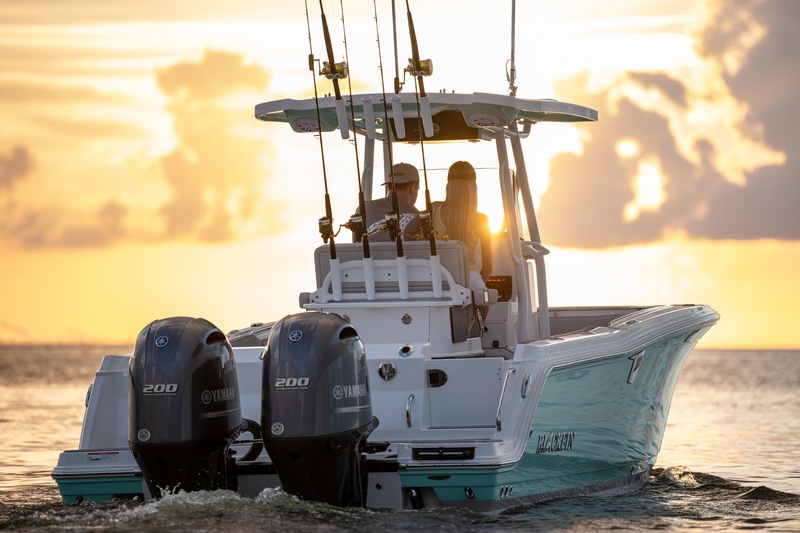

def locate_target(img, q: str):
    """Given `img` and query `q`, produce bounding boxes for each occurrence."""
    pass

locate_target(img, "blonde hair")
[441,178,479,252]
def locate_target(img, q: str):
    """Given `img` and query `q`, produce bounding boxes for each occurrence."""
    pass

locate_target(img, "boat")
[52,1,719,512]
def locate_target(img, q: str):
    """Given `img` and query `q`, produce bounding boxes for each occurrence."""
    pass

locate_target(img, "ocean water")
[1,346,798,531]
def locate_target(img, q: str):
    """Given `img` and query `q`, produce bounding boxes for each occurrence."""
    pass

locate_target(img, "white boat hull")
[53,304,716,510]
[53,84,719,511]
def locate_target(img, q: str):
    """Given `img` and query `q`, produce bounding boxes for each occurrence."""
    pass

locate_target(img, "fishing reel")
[396,58,433,92]
[319,216,335,244]
[406,58,433,77]
[384,212,400,242]
[320,60,348,80]
[348,214,365,243]
[418,211,434,241]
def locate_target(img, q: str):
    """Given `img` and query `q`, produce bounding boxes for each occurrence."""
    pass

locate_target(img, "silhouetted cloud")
[158,49,269,102]
[155,50,277,242]
[627,72,688,108]
[1,198,128,249]
[0,146,32,190]
[1,49,282,249]
[539,0,799,247]
[690,0,800,240]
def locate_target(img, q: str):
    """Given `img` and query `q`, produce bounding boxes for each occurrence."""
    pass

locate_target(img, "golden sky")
[1,0,798,349]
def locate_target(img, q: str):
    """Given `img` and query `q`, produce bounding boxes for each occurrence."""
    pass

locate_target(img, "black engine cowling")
[261,312,376,507]
[128,317,241,496]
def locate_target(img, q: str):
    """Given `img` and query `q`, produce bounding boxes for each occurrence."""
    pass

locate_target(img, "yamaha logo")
[155,335,169,348]
[332,384,366,400]
[201,387,235,404]
[288,330,303,342]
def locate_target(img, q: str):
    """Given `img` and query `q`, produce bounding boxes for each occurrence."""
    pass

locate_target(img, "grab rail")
[495,367,517,431]
[312,258,466,304]
[406,394,415,428]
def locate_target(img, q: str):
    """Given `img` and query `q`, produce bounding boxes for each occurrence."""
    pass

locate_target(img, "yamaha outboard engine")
[129,317,241,496]
[262,312,376,506]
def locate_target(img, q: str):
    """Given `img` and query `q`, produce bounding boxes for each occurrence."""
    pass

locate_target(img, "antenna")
[507,0,518,96]
[392,1,402,94]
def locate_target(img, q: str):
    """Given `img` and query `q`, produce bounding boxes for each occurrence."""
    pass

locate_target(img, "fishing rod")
[318,0,350,139]
[338,1,373,261]
[304,0,341,299]
[403,0,441,297]
[339,0,375,300]
[404,0,433,137]
[373,0,404,259]
[404,0,434,246]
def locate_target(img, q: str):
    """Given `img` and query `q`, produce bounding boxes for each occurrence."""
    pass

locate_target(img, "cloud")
[0,2,298,25]
[0,49,285,250]
[692,0,800,240]
[1,198,128,249]
[538,79,708,247]
[158,49,269,102]
[0,82,132,105]
[626,72,688,108]
[538,0,800,247]
[30,115,149,142]
[155,49,281,242]
[0,146,32,190]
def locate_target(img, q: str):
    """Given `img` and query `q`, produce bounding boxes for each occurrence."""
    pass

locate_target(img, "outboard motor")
[262,312,377,506]
[129,317,241,496]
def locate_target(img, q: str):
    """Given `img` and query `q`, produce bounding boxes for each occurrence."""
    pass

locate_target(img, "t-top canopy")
[255,92,597,142]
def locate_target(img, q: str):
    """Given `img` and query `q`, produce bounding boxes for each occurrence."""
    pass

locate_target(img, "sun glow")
[623,158,667,221]
[615,139,640,159]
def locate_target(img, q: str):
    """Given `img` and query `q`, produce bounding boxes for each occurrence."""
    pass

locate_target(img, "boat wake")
[3,468,798,532]
[652,466,800,502]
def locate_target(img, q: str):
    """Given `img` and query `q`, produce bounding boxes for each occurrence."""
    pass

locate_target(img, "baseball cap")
[382,162,420,186]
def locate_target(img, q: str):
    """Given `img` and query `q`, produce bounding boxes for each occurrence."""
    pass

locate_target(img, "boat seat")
[311,240,471,301]
[315,240,469,287]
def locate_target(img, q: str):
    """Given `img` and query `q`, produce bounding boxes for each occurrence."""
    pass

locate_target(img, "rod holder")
[419,94,433,137]
[335,98,349,140]
[390,95,405,139]
[361,96,376,140]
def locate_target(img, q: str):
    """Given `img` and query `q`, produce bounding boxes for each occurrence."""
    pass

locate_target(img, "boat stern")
[51,448,146,504]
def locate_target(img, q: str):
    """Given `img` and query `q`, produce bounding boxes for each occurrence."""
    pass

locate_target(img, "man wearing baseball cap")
[357,162,421,241]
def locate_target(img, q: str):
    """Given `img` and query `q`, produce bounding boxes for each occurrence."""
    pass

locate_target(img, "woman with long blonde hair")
[432,161,492,292]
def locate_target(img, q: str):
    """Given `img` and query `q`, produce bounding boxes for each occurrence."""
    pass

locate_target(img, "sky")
[0,0,797,349]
